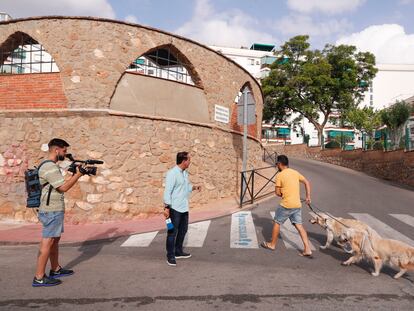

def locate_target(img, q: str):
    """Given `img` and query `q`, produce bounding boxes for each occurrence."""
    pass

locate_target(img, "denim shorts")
[274,205,302,225]
[38,211,64,238]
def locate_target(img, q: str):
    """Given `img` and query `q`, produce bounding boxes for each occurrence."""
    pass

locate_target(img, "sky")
[2,0,414,64]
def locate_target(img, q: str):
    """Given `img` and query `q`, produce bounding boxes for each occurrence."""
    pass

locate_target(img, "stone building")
[0,17,264,224]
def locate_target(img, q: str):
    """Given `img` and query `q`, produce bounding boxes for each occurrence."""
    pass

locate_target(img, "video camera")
[65,154,104,176]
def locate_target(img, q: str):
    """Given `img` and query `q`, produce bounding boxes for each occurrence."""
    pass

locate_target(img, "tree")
[344,106,381,147]
[379,101,411,149]
[262,35,378,145]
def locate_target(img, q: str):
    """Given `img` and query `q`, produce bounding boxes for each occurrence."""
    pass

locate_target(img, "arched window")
[0,32,59,74]
[230,83,258,137]
[126,45,198,86]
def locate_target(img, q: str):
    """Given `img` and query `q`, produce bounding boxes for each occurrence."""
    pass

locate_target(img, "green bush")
[325,140,341,149]
[372,141,384,150]
[399,136,406,149]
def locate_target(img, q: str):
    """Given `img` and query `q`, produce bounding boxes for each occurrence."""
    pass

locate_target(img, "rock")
[79,175,90,182]
[102,192,118,202]
[75,202,94,211]
[87,194,103,203]
[87,151,103,158]
[159,153,172,163]
[71,75,80,83]
[101,169,112,177]
[0,202,13,214]
[107,183,123,190]
[125,188,134,195]
[112,202,129,213]
[109,176,123,182]
[92,176,109,184]
[14,211,25,221]
[96,185,106,193]
[0,154,4,166]
[79,182,95,193]
[204,182,216,190]
[158,141,170,150]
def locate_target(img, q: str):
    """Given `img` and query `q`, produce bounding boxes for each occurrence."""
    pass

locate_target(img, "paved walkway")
[0,196,257,245]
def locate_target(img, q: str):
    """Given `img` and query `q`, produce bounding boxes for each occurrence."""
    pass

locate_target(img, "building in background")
[210,43,276,81]
[0,12,12,22]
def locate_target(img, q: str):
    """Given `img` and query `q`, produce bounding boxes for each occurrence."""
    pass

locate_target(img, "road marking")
[184,220,211,247]
[271,212,316,251]
[121,231,158,247]
[349,213,414,247]
[230,211,258,248]
[389,214,414,228]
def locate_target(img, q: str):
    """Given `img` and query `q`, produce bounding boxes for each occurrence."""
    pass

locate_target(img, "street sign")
[214,105,230,124]
[237,92,256,125]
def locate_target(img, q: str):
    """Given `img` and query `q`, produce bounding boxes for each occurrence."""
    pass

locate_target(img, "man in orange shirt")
[261,155,313,257]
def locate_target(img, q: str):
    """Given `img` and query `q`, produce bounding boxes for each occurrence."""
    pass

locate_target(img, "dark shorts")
[38,211,64,238]
[274,205,302,225]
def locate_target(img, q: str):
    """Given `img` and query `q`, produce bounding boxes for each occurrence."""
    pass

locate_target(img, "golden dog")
[339,227,414,279]
[310,212,373,250]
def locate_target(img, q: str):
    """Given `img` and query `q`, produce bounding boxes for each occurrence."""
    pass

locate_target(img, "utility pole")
[242,87,248,173]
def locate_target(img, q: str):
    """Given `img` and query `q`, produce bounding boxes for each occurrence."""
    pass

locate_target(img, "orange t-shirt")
[276,168,305,208]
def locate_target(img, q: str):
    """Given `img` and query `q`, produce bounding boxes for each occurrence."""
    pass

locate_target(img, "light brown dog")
[309,212,373,250]
[339,227,414,279]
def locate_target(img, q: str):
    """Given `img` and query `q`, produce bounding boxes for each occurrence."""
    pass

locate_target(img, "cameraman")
[32,138,84,287]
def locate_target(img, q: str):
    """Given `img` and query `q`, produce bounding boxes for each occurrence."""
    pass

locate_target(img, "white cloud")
[1,0,116,19]
[275,14,352,37]
[287,0,365,14]
[125,15,139,24]
[337,24,414,64]
[175,0,276,47]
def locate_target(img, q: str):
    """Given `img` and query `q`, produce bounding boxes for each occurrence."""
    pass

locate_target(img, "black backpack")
[25,160,55,208]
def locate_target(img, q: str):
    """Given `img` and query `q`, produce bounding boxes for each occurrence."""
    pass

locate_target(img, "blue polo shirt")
[163,166,193,213]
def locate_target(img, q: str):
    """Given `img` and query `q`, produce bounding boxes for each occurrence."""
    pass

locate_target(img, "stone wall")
[0,17,263,138]
[266,144,414,188]
[0,17,266,223]
[0,111,264,223]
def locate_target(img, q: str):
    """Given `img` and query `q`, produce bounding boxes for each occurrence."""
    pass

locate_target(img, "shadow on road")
[64,228,130,269]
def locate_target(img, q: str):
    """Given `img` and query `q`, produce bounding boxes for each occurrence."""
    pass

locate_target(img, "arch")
[0,32,66,109]
[0,31,59,74]
[230,82,257,137]
[109,43,209,122]
[125,44,203,88]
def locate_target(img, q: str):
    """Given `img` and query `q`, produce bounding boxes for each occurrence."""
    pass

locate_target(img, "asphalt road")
[0,158,413,310]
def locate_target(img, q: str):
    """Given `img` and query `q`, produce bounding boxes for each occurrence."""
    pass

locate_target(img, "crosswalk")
[349,213,414,246]
[270,212,316,251]
[121,211,414,250]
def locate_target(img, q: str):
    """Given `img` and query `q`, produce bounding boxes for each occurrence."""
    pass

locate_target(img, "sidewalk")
[0,196,254,246]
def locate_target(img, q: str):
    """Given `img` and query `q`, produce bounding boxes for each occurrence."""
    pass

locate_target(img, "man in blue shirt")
[163,152,200,266]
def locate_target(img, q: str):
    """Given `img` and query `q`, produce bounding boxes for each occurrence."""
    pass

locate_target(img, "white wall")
[209,45,273,79]
[360,64,414,109]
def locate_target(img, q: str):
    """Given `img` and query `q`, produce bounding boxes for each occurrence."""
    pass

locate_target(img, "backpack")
[25,160,55,208]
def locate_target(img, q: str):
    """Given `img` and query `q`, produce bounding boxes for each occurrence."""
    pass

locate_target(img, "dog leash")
[301,199,351,229]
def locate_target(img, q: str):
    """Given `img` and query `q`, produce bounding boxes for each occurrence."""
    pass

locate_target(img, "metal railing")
[262,148,278,165]
[240,166,278,207]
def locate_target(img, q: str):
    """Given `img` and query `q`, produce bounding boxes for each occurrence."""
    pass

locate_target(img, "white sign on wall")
[214,105,230,124]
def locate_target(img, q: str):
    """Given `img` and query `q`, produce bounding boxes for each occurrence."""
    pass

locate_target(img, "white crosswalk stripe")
[184,220,211,248]
[119,212,414,250]
[230,211,259,248]
[121,231,158,247]
[389,214,414,228]
[349,213,414,247]
[270,212,316,251]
